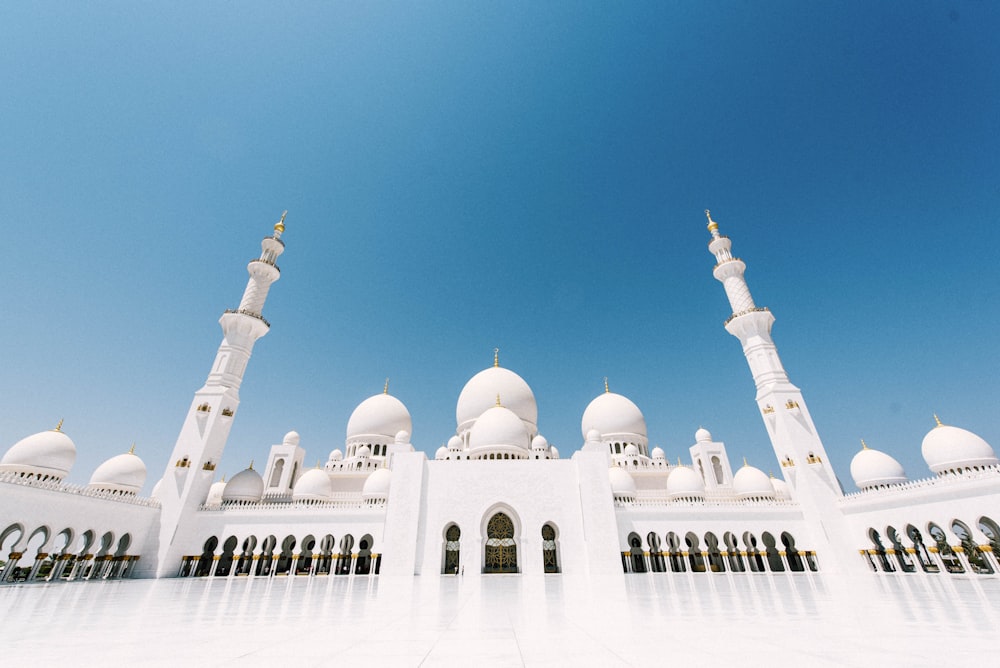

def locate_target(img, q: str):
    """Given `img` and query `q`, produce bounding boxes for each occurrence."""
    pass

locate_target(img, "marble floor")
[2,571,997,666]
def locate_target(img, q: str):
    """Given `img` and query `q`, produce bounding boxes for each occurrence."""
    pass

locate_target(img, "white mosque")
[1,212,998,585]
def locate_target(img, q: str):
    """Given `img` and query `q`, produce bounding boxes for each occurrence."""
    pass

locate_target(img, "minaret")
[705,210,840,494]
[706,210,860,573]
[143,213,287,577]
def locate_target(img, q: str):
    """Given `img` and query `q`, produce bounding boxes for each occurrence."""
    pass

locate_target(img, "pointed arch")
[482,508,519,574]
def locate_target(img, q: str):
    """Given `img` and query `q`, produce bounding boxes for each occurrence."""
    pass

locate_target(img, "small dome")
[695,428,712,442]
[357,445,372,458]
[222,467,264,503]
[469,405,530,451]
[733,463,775,499]
[447,435,463,451]
[394,430,410,444]
[549,445,560,459]
[457,366,537,436]
[770,475,790,499]
[292,468,332,502]
[362,468,391,499]
[88,450,147,495]
[347,393,413,440]
[0,427,77,480]
[532,435,549,451]
[328,449,344,461]
[608,467,637,497]
[206,478,227,506]
[921,421,998,474]
[435,446,448,460]
[651,447,666,460]
[623,444,639,457]
[851,443,907,489]
[283,431,300,446]
[581,392,647,442]
[667,466,705,499]
[585,429,602,444]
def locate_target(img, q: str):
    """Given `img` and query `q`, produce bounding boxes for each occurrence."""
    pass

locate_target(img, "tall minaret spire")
[706,210,854,572]
[705,211,839,490]
[142,213,288,578]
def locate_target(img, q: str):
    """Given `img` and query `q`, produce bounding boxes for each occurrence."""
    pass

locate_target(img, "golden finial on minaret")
[53,419,64,432]
[705,209,719,232]
[384,378,389,395]
[933,414,943,427]
[274,210,287,235]
[128,442,136,455]
[496,393,502,407]
[861,438,869,450]
[604,377,610,393]
[493,347,500,368]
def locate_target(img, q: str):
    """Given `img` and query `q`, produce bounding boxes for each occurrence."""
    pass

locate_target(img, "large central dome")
[456,365,537,437]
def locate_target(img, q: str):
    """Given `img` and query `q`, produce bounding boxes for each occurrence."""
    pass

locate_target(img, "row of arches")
[178,532,379,578]
[0,523,137,584]
[441,513,561,575]
[622,530,817,574]
[866,516,999,575]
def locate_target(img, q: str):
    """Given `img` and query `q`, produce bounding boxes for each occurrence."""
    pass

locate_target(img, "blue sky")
[1,1,998,492]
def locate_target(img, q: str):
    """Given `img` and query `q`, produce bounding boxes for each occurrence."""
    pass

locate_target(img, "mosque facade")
[2,213,999,584]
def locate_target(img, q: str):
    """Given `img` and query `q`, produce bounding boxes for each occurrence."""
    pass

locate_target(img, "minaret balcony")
[223,308,271,328]
[724,306,770,326]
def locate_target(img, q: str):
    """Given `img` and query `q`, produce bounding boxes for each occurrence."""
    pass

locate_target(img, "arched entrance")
[483,512,518,573]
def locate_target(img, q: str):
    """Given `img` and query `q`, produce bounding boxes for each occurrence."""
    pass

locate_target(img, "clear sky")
[1,1,998,493]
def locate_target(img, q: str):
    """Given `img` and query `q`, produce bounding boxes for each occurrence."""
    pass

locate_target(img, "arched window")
[484,513,518,573]
[952,520,993,574]
[724,532,745,572]
[711,456,724,485]
[905,525,938,573]
[336,535,354,575]
[978,516,1000,557]
[269,459,285,487]
[355,535,373,575]
[273,535,294,575]
[542,524,560,573]
[685,532,705,573]
[627,532,646,573]
[666,532,686,573]
[237,536,259,575]
[316,535,335,575]
[647,532,665,573]
[761,532,785,572]
[442,525,461,575]
[196,536,218,577]
[928,523,964,573]
[216,536,238,577]
[781,532,805,572]
[885,526,915,573]
[298,535,316,575]
[704,532,725,572]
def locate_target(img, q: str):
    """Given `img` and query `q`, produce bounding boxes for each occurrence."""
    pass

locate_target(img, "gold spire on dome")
[384,378,390,395]
[493,348,500,368]
[249,459,255,470]
[934,414,943,427]
[861,439,869,450]
[604,377,610,393]
[53,419,64,432]
[743,456,748,468]
[705,209,719,233]
[221,474,226,483]
[496,394,502,407]
[315,459,321,469]
[677,457,682,466]
[128,442,136,455]
[274,210,287,234]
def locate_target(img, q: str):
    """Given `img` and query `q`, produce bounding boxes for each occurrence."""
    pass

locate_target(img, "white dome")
[435,446,448,460]
[549,445,560,459]
[222,467,264,503]
[88,450,147,495]
[581,392,647,442]
[851,444,907,489]
[623,443,639,457]
[770,475,790,498]
[695,427,712,442]
[283,431,300,446]
[206,478,227,506]
[608,467,637,497]
[469,405,531,451]
[457,366,537,436]
[585,429,602,444]
[362,468,391,499]
[292,468,333,502]
[357,445,371,458]
[0,427,77,480]
[667,466,705,499]
[347,393,413,440]
[447,435,463,451]
[921,422,998,474]
[733,464,775,499]
[328,449,344,461]
[651,447,666,460]
[532,435,549,451]
[395,430,410,444]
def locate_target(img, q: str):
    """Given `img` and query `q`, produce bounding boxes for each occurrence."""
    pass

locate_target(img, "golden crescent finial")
[705,209,719,233]
[493,348,499,368]
[53,419,64,432]
[604,377,609,393]
[384,378,389,395]
[128,442,136,455]
[861,438,869,450]
[933,414,943,427]
[705,209,713,223]
[274,210,287,234]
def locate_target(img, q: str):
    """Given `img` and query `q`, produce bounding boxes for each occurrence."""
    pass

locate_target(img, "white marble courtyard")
[2,572,996,666]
